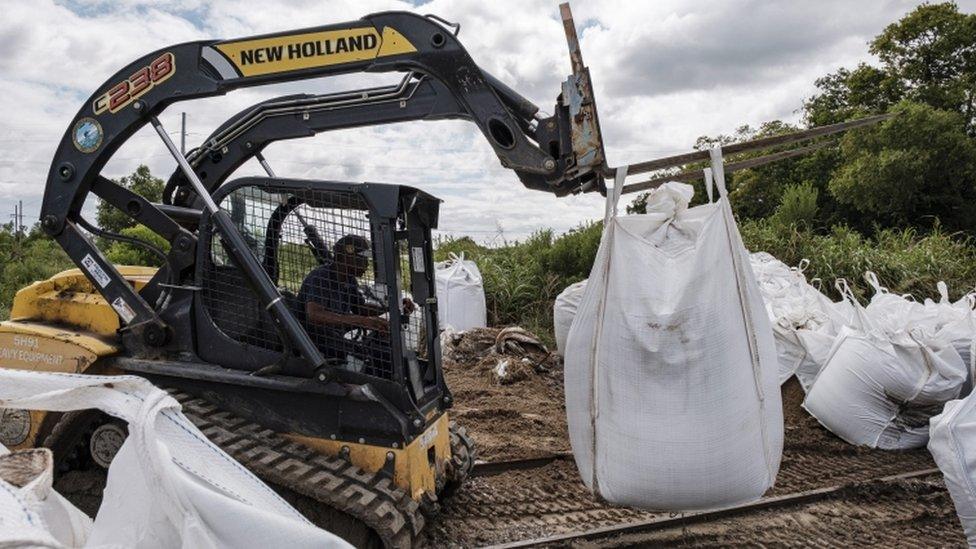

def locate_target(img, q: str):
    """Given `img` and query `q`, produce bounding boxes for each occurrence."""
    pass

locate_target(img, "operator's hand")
[364,316,390,335]
[402,297,417,315]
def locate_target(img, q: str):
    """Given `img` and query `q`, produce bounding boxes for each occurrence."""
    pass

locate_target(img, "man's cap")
[335,234,371,258]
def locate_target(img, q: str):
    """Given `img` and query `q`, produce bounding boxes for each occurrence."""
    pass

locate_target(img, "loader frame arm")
[162,73,468,208]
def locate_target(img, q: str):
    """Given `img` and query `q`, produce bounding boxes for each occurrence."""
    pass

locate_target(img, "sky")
[2,0,974,243]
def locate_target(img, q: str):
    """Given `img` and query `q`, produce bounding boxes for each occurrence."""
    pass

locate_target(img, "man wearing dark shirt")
[297,234,414,366]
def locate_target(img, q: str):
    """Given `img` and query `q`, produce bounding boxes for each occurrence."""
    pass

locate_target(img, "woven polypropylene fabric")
[564,158,783,511]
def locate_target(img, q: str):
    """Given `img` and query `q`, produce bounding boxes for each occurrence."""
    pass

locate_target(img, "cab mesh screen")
[201,184,425,380]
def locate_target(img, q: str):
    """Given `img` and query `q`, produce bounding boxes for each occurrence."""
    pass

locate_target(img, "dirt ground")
[442,327,568,461]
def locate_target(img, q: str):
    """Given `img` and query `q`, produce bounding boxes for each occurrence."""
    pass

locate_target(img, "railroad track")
[484,468,949,548]
[424,419,960,548]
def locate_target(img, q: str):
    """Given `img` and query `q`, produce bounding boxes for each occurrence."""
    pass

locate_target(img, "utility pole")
[10,200,22,242]
[180,112,187,155]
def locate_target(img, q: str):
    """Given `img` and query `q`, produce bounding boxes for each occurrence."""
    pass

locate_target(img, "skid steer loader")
[0,6,607,547]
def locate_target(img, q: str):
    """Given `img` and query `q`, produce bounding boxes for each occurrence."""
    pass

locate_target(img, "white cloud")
[1,0,972,241]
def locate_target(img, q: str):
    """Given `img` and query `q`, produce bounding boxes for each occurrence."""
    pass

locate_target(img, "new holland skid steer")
[0,6,607,548]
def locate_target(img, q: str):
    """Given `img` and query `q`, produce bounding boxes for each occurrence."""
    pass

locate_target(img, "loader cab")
[188,177,449,442]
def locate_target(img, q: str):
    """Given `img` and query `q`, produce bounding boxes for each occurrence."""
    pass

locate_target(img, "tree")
[96,165,164,233]
[871,2,976,133]
[804,63,905,126]
[828,101,976,232]
[0,224,74,318]
[805,3,976,133]
[661,3,976,234]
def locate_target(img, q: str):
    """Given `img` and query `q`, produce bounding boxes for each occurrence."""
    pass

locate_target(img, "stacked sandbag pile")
[803,276,970,449]
[920,282,976,395]
[565,152,782,511]
[749,253,845,385]
[921,284,976,541]
[434,252,487,331]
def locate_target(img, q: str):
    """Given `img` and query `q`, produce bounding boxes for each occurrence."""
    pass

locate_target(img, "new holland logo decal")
[209,26,417,78]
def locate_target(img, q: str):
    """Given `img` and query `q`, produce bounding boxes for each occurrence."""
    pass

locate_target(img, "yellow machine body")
[0,267,450,501]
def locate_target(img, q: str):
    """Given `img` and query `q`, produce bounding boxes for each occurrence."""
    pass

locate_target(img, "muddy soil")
[443,327,568,461]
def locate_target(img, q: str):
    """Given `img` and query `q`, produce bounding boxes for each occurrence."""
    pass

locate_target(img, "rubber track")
[171,391,427,549]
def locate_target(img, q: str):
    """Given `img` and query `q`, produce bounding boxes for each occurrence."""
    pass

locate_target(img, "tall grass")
[434,223,601,345]
[435,219,976,342]
[740,220,976,301]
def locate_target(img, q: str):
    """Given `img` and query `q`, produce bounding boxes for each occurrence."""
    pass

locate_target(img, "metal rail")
[484,467,941,548]
[470,452,572,477]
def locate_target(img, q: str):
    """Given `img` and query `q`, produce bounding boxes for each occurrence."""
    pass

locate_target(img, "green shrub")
[0,229,74,318]
[770,182,819,229]
[104,225,170,267]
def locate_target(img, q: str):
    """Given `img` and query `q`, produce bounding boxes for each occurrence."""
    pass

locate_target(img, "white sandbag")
[929,391,976,545]
[435,252,487,331]
[749,253,837,384]
[803,280,967,449]
[0,445,92,548]
[553,279,587,355]
[794,327,837,392]
[793,297,857,393]
[920,282,976,395]
[0,369,350,549]
[565,151,783,511]
[864,274,976,395]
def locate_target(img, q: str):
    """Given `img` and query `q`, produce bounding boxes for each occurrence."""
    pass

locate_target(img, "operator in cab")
[297,234,415,369]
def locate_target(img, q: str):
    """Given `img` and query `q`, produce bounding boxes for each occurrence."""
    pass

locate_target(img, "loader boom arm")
[38,8,606,368]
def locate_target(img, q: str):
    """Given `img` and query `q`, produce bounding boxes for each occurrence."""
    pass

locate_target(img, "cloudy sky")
[2,0,973,243]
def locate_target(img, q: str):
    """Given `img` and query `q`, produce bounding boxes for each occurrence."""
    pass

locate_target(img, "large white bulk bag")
[553,279,587,355]
[803,280,967,449]
[0,369,349,549]
[929,391,976,545]
[435,252,487,331]
[565,150,783,511]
